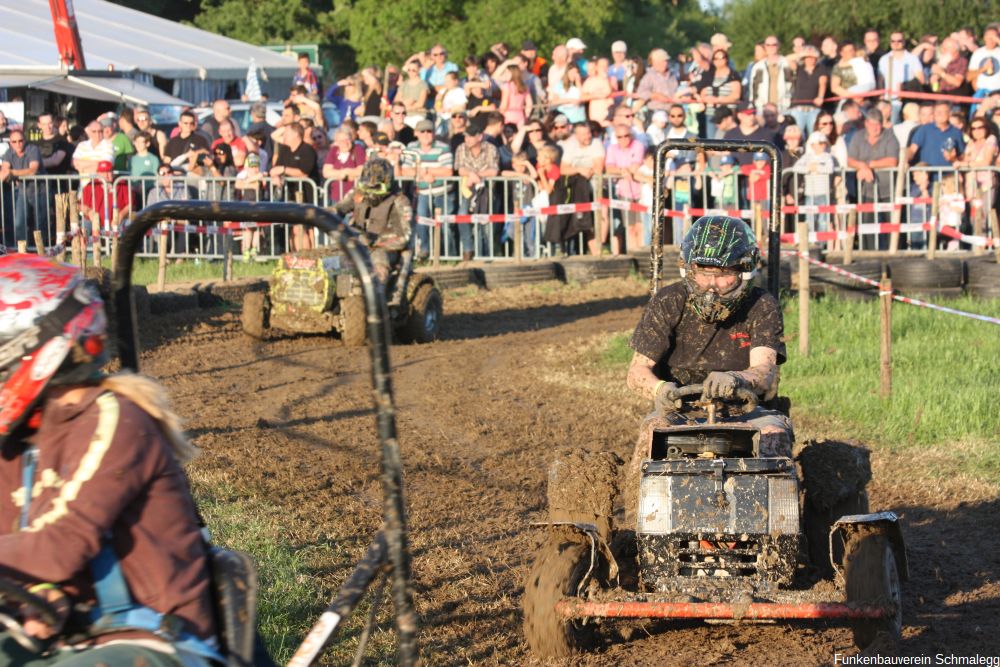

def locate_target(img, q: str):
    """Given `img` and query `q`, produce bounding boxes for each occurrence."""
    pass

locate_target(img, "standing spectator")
[246,102,275,162]
[271,123,319,249]
[464,55,499,116]
[661,105,702,169]
[605,122,645,251]
[326,76,363,123]
[0,129,43,246]
[293,52,321,99]
[863,30,886,75]
[566,38,588,76]
[741,151,773,212]
[847,108,899,248]
[398,62,431,118]
[788,45,828,135]
[550,63,586,125]
[907,164,933,250]
[36,113,73,176]
[820,36,839,70]
[516,54,546,108]
[357,67,384,119]
[520,39,548,80]
[634,49,679,119]
[609,41,629,88]
[558,122,605,255]
[967,24,1000,97]
[698,49,742,139]
[133,109,167,161]
[549,113,572,144]
[72,121,114,175]
[436,71,469,132]
[401,119,454,260]
[879,32,925,118]
[907,101,965,168]
[792,132,838,233]
[420,44,459,94]
[780,124,806,216]
[957,116,997,210]
[931,38,970,95]
[749,36,793,112]
[211,119,248,167]
[454,120,499,260]
[235,154,267,258]
[163,111,210,173]
[830,42,877,103]
[646,110,669,146]
[500,150,544,257]
[305,126,330,166]
[201,100,239,142]
[129,132,160,179]
[583,57,616,126]
[0,111,10,144]
[893,102,920,147]
[118,108,139,141]
[723,103,778,164]
[547,45,569,98]
[498,61,531,126]
[447,112,468,152]
[510,120,560,165]
[387,102,415,146]
[322,127,366,204]
[102,115,134,172]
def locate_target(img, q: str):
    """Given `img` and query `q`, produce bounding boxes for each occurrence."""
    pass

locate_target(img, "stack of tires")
[416,266,476,290]
[479,261,560,289]
[559,256,636,284]
[809,259,884,300]
[966,256,1000,299]
[887,258,964,300]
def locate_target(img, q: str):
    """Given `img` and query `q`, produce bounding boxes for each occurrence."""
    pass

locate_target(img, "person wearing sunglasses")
[748,35,793,115]
[0,129,43,247]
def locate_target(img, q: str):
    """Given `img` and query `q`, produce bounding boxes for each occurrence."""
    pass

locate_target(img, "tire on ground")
[481,262,560,289]
[522,536,599,658]
[241,292,269,339]
[560,257,636,284]
[887,258,963,289]
[844,532,903,651]
[810,259,882,297]
[339,295,366,347]
[966,257,1000,298]
[796,439,872,575]
[547,449,622,540]
[403,283,443,344]
[417,267,475,290]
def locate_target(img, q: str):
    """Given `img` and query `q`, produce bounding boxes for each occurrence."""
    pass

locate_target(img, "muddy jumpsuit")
[623,282,793,518]
[333,190,413,282]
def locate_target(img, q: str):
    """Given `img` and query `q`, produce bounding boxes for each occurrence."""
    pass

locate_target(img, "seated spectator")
[555,121,605,255]
[80,160,131,231]
[400,119,455,260]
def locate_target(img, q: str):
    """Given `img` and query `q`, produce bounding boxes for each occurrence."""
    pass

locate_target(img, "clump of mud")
[796,439,872,510]
[547,448,622,538]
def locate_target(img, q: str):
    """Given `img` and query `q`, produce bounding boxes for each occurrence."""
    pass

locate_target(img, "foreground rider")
[624,216,792,509]
[332,157,413,288]
[0,255,220,666]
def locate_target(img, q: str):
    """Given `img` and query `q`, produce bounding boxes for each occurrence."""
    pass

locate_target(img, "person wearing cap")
[520,39,548,80]
[72,121,114,176]
[847,108,899,248]
[400,118,454,261]
[633,49,679,119]
[609,40,629,88]
[749,35,793,113]
[565,38,588,77]
[549,113,572,144]
[80,160,131,232]
[791,131,838,233]
[454,118,499,260]
[723,102,778,165]
[787,44,828,135]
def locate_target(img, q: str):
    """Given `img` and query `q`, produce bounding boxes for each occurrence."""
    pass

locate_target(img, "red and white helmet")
[0,255,108,442]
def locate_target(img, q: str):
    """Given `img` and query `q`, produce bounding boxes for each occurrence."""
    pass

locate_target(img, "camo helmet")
[679,215,759,323]
[356,157,394,202]
[0,255,108,443]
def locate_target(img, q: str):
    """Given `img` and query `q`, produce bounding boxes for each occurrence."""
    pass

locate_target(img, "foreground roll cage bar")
[650,139,782,299]
[113,201,418,666]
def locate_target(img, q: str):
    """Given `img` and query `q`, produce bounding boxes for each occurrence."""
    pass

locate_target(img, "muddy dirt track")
[139,279,999,666]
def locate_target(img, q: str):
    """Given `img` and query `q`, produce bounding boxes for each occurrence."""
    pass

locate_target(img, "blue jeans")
[1,183,43,248]
[456,195,478,256]
[789,106,820,135]
[804,193,830,232]
[414,190,455,258]
[502,216,537,257]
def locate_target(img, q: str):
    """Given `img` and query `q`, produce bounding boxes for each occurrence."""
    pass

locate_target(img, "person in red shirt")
[740,151,772,211]
[80,161,132,230]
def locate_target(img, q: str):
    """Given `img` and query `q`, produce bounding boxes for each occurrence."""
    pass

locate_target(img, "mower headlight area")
[637,474,673,534]
[767,477,800,534]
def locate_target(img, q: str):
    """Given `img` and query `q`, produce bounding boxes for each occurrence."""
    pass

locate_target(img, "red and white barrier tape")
[782,250,1000,326]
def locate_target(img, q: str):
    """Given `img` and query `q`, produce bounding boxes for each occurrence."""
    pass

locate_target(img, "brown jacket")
[0,386,216,640]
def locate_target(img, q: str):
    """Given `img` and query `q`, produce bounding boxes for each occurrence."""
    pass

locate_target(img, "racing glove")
[703,371,747,399]
[654,380,680,414]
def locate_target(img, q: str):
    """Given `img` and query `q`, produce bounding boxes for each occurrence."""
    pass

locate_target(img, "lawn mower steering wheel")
[0,578,62,654]
[666,383,758,417]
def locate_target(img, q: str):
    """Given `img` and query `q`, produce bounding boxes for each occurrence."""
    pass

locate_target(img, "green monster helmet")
[679,215,759,323]
[356,157,394,202]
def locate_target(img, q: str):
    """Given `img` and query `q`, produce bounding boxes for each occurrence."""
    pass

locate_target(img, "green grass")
[85,256,276,286]
[596,294,1000,481]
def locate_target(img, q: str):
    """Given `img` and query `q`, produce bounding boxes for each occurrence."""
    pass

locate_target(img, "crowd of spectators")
[4,25,1000,257]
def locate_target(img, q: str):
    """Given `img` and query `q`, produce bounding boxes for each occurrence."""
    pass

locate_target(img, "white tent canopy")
[0,66,191,105]
[0,0,302,81]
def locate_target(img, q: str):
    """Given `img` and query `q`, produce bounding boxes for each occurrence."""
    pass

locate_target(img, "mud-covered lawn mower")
[241,243,443,345]
[523,139,908,658]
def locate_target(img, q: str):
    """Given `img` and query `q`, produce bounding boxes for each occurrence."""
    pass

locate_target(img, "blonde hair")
[100,371,198,464]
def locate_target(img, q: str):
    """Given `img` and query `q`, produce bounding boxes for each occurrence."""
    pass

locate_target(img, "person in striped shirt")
[401,119,455,261]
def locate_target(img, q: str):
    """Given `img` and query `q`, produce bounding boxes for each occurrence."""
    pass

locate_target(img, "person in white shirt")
[968,24,1000,94]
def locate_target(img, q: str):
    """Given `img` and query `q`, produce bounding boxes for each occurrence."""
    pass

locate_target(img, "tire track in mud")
[140,280,1000,666]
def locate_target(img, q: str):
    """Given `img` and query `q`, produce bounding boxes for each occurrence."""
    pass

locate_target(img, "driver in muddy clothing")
[623,216,792,515]
[331,157,413,285]
[0,255,219,666]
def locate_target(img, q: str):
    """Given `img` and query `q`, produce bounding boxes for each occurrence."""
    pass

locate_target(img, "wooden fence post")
[222,232,233,282]
[33,231,45,256]
[55,193,67,262]
[844,211,856,266]
[156,223,168,291]
[880,277,892,399]
[797,221,809,357]
[927,182,940,260]
[989,209,1000,263]
[16,240,27,254]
